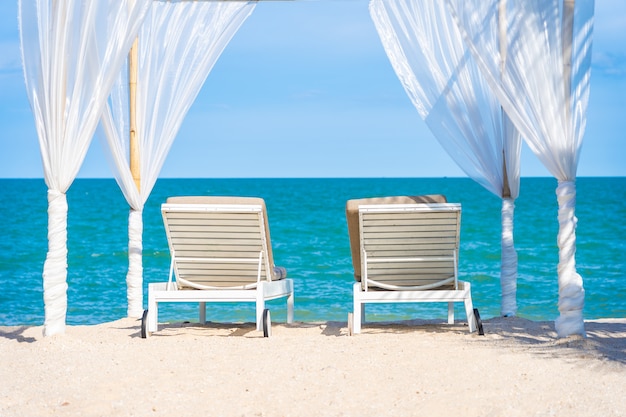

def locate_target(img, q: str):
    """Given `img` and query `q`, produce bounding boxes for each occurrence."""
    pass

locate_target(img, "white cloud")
[592,51,626,76]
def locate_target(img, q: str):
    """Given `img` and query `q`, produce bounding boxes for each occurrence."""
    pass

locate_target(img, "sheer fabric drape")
[369,0,521,316]
[19,0,150,336]
[98,1,256,317]
[447,0,594,336]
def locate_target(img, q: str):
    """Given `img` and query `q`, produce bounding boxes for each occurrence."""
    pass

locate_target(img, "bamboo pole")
[502,150,511,198]
[498,0,511,199]
[562,0,574,121]
[129,37,140,192]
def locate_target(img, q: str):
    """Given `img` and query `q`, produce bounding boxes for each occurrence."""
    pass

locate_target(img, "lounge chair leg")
[287,290,294,324]
[465,297,477,333]
[148,303,158,333]
[352,283,362,334]
[347,313,354,336]
[352,307,361,334]
[199,302,206,324]
[448,302,454,324]
[147,285,158,333]
[256,285,265,332]
[361,303,366,324]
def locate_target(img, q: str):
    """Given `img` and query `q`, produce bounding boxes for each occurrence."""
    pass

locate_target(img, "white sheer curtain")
[369,0,521,316]
[19,0,150,336]
[447,0,594,337]
[98,1,256,317]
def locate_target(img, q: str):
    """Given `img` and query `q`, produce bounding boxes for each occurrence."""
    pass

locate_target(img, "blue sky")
[1,1,624,178]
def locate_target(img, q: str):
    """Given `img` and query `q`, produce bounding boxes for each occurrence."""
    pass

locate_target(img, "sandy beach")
[1,316,624,417]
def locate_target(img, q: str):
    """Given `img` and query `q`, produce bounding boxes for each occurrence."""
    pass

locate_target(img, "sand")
[1,317,624,417]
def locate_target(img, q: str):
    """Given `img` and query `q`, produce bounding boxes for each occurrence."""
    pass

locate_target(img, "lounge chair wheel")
[473,308,484,336]
[262,308,271,338]
[141,309,150,339]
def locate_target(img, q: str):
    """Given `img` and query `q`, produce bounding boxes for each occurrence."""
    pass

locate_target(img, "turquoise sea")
[0,177,624,326]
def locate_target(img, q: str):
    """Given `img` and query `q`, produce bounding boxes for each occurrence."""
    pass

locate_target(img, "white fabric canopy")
[447,0,594,336]
[98,0,256,317]
[369,0,521,316]
[19,0,151,336]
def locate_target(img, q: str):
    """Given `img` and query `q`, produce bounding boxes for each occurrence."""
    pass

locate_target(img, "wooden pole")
[502,148,511,198]
[129,37,140,192]
[562,0,574,121]
[498,0,511,199]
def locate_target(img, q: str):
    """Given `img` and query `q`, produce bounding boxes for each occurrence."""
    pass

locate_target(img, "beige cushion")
[345,195,448,281]
[165,196,282,280]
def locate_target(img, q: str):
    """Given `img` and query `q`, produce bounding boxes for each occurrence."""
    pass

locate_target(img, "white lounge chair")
[346,195,477,334]
[142,196,294,337]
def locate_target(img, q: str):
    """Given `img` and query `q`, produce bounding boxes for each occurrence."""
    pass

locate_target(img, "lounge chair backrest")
[346,195,447,281]
[162,196,278,290]
[357,202,461,291]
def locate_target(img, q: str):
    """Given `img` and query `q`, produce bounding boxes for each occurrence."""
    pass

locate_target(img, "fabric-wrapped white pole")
[446,0,594,336]
[42,190,69,336]
[555,180,585,335]
[501,198,517,316]
[98,1,257,317]
[126,208,144,317]
[499,109,519,317]
[369,0,521,315]
[19,0,151,336]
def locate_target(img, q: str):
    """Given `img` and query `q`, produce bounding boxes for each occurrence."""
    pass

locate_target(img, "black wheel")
[473,308,484,336]
[262,308,271,338]
[141,309,149,339]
